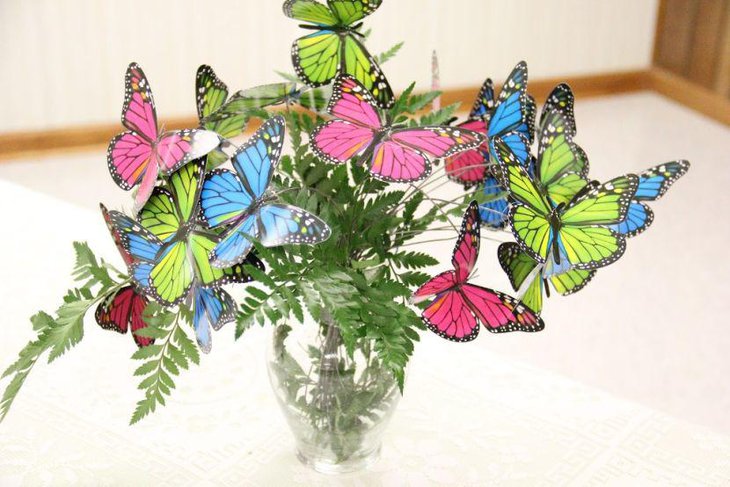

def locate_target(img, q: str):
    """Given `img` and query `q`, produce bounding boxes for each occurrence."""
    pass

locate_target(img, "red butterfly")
[411,201,544,341]
[96,204,153,347]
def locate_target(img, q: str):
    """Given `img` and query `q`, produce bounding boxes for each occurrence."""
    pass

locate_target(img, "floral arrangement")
[1,0,689,436]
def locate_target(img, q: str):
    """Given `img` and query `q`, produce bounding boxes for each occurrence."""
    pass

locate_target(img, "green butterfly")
[494,133,638,274]
[283,0,394,108]
[196,65,252,168]
[498,241,595,315]
[134,159,261,305]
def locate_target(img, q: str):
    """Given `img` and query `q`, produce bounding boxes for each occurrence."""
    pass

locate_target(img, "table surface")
[1,177,729,486]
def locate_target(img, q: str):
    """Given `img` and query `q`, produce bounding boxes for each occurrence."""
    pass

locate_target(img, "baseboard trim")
[0,68,680,161]
[648,68,730,125]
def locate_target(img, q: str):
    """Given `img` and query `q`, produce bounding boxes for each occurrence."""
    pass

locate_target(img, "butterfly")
[493,135,638,274]
[106,160,264,352]
[445,63,535,187]
[107,62,221,209]
[311,75,485,182]
[283,0,394,108]
[200,116,332,268]
[96,204,153,347]
[497,241,594,315]
[410,201,544,341]
[609,161,690,237]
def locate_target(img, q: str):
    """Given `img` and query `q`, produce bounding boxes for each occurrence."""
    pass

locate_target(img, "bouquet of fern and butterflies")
[1,0,689,433]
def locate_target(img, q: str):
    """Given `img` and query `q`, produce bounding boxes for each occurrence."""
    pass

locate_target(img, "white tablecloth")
[1,180,729,486]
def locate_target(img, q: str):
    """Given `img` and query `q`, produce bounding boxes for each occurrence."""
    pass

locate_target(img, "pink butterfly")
[411,201,544,341]
[311,76,485,183]
[444,80,494,187]
[107,62,220,209]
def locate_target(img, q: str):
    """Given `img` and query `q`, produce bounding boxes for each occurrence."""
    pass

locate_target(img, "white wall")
[0,0,658,132]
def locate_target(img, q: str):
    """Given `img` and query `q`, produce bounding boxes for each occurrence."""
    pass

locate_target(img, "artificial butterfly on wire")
[609,160,690,237]
[196,65,330,168]
[443,62,536,228]
[493,135,639,276]
[107,62,221,210]
[410,201,544,341]
[494,88,595,313]
[105,160,264,352]
[95,204,153,348]
[283,0,395,108]
[311,75,485,182]
[200,116,332,268]
[497,161,690,315]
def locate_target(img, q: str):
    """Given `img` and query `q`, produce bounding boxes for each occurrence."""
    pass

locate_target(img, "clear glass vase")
[266,314,401,474]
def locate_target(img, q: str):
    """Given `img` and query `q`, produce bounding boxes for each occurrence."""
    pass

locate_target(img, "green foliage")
[377,41,404,64]
[1,242,129,422]
[130,303,200,425]
[236,86,469,391]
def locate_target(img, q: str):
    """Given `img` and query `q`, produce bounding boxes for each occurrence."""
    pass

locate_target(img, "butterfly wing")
[411,270,458,303]
[540,83,576,135]
[549,267,596,296]
[444,119,489,187]
[138,160,204,240]
[95,286,135,335]
[155,129,220,176]
[196,65,228,120]
[451,201,480,283]
[368,140,430,182]
[422,289,479,342]
[196,65,250,140]
[608,161,689,237]
[292,30,342,87]
[106,132,153,190]
[121,62,158,141]
[283,0,338,25]
[190,232,264,286]
[311,120,376,165]
[192,285,236,354]
[138,188,179,241]
[461,284,544,333]
[328,0,383,24]
[488,61,530,140]
[498,242,544,314]
[95,286,154,347]
[148,241,194,305]
[210,214,260,268]
[390,126,485,160]
[341,34,394,108]
[257,203,332,247]
[311,76,379,164]
[201,169,255,228]
[231,116,285,200]
[479,175,509,228]
[609,202,654,237]
[561,174,638,226]
[469,78,495,120]
[537,109,588,186]
[223,82,299,113]
[105,210,163,263]
[327,75,382,127]
[632,160,690,201]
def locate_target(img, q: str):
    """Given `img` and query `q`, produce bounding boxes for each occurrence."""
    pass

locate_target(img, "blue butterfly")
[102,162,264,354]
[609,161,690,237]
[477,62,536,228]
[200,115,332,267]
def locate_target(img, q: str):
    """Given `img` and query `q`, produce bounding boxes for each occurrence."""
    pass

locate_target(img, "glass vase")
[266,314,401,474]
